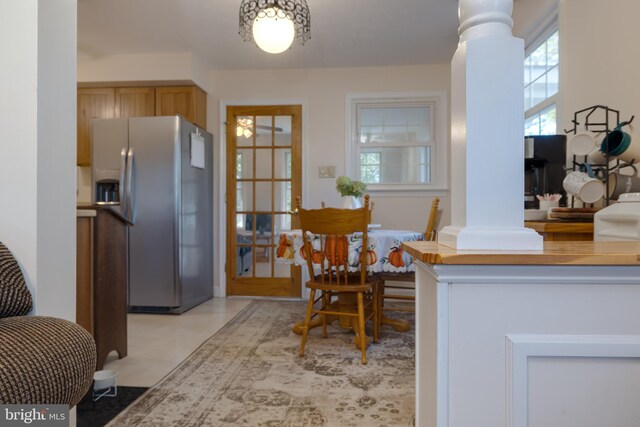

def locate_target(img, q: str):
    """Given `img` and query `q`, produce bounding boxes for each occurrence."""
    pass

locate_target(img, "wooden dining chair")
[378,197,440,328]
[297,194,379,364]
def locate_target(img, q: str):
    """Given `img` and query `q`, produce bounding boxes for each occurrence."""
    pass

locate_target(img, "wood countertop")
[524,221,593,233]
[402,241,640,266]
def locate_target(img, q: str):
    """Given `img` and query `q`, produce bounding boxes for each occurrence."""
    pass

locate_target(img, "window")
[236,152,244,228]
[347,92,447,192]
[524,29,559,136]
[360,152,381,183]
[282,151,292,230]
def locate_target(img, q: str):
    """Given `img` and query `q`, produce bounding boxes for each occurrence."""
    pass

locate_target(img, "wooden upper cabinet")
[115,87,156,118]
[77,88,116,166]
[77,84,207,165]
[155,86,207,128]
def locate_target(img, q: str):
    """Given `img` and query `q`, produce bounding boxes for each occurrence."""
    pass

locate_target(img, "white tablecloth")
[275,229,424,273]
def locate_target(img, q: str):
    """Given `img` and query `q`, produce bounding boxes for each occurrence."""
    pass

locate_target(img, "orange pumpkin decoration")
[324,235,349,266]
[388,247,405,268]
[299,246,308,260]
[312,250,325,264]
[277,234,292,258]
[366,248,377,265]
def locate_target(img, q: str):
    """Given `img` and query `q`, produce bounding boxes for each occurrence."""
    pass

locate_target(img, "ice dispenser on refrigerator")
[95,169,120,205]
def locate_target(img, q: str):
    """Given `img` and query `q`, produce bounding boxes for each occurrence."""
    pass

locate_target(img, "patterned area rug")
[107,300,415,426]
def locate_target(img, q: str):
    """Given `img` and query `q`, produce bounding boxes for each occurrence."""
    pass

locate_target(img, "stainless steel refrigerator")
[92,116,213,314]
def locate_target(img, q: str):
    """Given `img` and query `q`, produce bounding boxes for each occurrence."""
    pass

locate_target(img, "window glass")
[355,103,433,185]
[525,105,556,136]
[349,92,446,192]
[524,29,559,135]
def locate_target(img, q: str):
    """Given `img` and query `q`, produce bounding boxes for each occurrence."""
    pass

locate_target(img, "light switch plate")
[318,166,335,178]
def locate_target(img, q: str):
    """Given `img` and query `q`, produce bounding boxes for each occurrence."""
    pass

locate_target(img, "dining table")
[276,227,424,335]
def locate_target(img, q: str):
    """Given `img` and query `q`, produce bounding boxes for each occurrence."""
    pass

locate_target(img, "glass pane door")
[226,106,302,297]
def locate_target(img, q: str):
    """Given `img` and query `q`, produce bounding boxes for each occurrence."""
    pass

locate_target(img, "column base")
[438,226,543,250]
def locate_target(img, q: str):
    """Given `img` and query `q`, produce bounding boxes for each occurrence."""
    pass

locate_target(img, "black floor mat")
[77,386,147,427]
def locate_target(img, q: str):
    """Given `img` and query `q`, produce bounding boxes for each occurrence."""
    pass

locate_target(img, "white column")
[438,0,543,250]
[0,0,77,319]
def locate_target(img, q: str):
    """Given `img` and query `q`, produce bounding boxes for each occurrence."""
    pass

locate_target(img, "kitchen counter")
[402,240,640,265]
[76,206,128,370]
[76,208,96,217]
[404,240,640,427]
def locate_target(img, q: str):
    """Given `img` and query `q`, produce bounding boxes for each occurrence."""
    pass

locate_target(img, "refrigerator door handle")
[119,147,128,214]
[126,148,136,224]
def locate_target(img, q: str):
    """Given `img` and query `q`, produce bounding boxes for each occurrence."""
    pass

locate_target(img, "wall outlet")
[318,166,335,178]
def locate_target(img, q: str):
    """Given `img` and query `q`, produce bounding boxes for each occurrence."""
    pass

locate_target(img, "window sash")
[347,91,448,193]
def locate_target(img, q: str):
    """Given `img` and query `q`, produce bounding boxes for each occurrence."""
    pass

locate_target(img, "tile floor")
[102,297,254,387]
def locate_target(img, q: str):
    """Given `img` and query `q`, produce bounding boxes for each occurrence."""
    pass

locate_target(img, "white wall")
[0,0,76,319]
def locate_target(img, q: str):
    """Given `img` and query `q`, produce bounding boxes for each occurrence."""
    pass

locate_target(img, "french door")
[226,105,302,297]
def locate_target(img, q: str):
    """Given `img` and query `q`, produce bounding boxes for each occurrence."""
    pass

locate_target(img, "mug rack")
[564,105,635,207]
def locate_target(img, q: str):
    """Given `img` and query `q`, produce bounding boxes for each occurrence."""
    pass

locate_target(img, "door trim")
[217,99,309,298]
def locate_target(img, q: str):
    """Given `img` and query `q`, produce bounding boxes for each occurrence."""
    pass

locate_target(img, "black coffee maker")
[524,135,567,209]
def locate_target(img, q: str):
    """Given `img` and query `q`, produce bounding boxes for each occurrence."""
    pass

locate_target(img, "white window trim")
[524,20,559,124]
[345,91,448,195]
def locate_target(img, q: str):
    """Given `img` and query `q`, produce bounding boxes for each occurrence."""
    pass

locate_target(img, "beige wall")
[559,0,639,143]
[76,59,451,296]
[209,64,451,232]
[78,52,209,90]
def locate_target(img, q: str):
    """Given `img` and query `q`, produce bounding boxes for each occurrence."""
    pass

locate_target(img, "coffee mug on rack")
[609,170,640,199]
[569,131,598,156]
[600,121,632,158]
[563,171,605,204]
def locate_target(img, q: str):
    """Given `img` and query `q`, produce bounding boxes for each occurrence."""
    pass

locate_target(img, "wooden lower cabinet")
[76,208,128,370]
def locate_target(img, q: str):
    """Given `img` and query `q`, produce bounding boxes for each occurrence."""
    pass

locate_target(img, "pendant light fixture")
[239,0,311,54]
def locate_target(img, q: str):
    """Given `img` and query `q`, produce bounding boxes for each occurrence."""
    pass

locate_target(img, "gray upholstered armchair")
[0,242,96,406]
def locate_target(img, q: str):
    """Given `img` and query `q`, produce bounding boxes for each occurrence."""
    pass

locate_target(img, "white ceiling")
[77,0,461,70]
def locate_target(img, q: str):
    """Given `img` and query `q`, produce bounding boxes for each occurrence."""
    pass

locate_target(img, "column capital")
[458,0,514,41]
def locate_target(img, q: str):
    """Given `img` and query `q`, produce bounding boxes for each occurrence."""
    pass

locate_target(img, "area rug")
[107,300,415,426]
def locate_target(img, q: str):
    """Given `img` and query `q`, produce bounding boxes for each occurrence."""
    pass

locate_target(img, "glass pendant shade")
[239,0,310,54]
[252,7,295,54]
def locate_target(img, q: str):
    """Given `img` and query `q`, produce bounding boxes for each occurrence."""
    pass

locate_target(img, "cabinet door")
[115,87,155,117]
[155,86,207,128]
[77,88,115,166]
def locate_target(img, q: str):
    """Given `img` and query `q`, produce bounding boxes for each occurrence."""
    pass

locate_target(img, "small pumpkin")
[277,234,294,259]
[336,236,348,265]
[388,247,405,268]
[312,249,324,264]
[324,235,337,266]
[366,248,377,265]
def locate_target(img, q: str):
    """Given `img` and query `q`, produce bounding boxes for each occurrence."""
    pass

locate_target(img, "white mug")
[569,132,597,157]
[563,171,605,204]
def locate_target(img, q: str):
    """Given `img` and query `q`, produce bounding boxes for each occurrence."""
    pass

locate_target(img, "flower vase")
[342,196,362,209]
